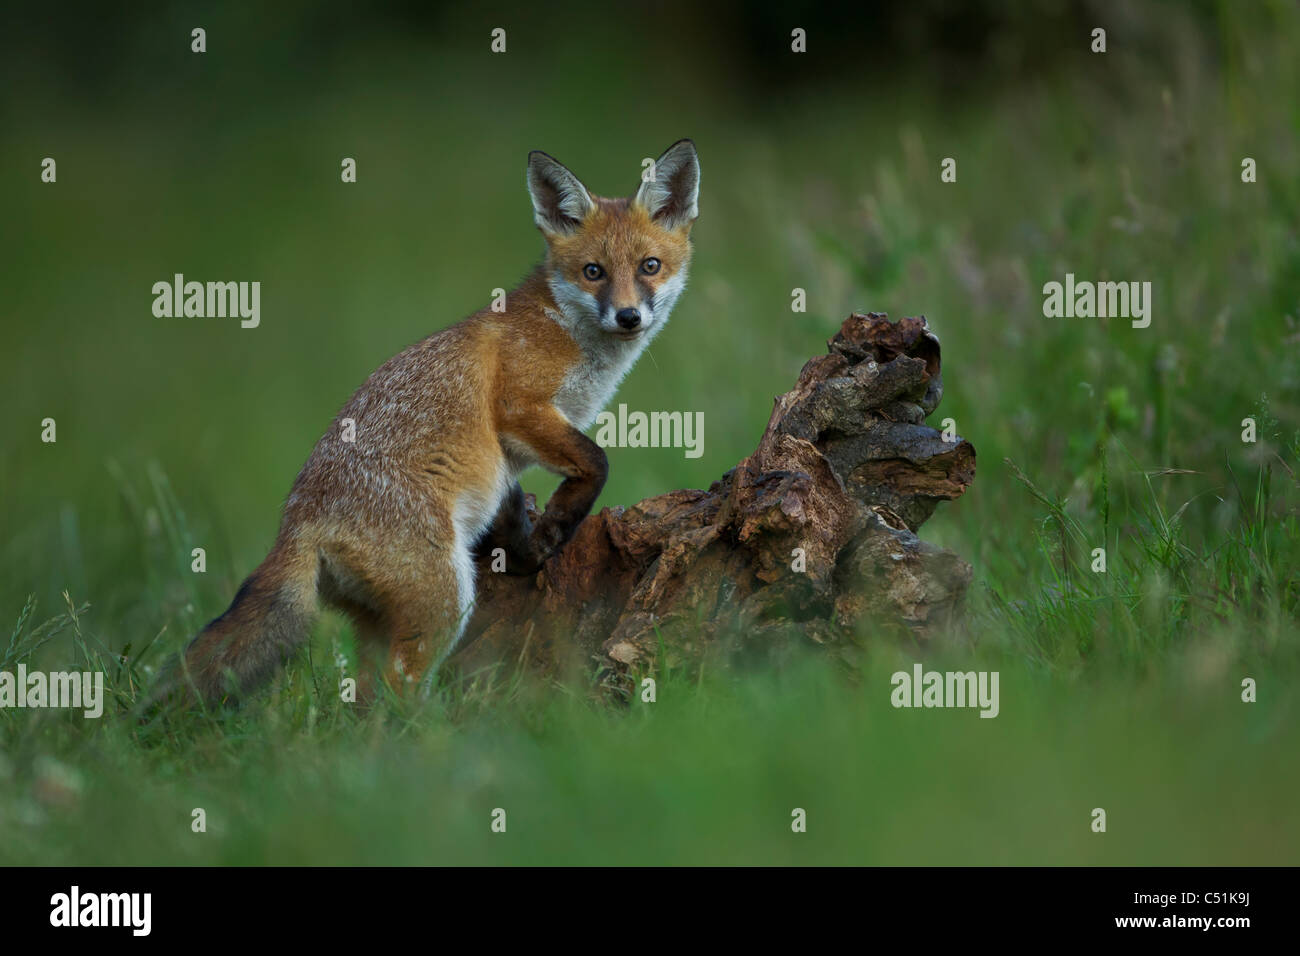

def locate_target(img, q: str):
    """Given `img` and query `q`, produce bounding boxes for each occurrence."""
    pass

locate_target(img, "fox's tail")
[148,540,319,709]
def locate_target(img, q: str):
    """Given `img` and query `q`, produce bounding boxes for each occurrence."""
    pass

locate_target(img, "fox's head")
[526,140,699,345]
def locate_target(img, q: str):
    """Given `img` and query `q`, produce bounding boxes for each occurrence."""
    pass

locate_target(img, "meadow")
[1,2,1297,864]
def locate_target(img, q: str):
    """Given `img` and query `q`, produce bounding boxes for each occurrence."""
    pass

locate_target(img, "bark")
[450,312,976,684]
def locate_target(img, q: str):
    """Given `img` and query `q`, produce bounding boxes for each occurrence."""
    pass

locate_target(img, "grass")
[1,2,1298,864]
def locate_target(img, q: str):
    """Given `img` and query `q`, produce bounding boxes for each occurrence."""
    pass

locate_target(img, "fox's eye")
[582,263,604,281]
[641,257,661,275]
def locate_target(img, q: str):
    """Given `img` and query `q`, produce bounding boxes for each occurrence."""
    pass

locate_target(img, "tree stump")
[451,312,976,683]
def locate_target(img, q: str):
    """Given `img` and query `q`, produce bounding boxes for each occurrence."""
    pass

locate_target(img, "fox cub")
[164,139,701,705]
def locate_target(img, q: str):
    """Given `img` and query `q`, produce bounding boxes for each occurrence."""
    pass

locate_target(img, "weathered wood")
[451,312,976,683]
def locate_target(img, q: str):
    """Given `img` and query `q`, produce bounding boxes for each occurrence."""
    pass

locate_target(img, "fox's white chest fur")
[552,333,648,429]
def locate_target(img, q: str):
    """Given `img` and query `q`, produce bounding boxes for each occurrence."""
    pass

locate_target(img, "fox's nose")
[615,308,642,330]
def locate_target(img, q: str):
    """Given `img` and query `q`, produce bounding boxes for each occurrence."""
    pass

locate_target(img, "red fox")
[156,140,701,706]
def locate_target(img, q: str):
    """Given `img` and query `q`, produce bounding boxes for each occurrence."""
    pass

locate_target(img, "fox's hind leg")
[379,539,473,695]
[382,587,464,693]
[318,527,465,702]
[322,592,390,706]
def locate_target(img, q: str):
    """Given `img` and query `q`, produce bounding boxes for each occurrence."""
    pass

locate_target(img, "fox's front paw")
[479,538,545,575]
[502,541,546,575]
[478,531,544,575]
[519,518,569,571]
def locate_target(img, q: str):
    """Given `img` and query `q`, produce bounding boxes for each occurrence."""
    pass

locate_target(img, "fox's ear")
[635,139,700,230]
[527,151,595,237]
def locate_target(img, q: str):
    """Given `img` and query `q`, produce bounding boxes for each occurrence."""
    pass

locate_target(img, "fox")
[150,139,701,708]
